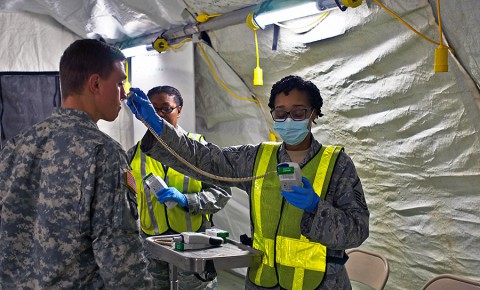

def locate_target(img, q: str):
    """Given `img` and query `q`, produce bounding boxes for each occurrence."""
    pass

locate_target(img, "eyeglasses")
[270,107,312,122]
[154,106,179,115]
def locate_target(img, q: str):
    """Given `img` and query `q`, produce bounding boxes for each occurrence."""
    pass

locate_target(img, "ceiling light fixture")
[251,0,362,29]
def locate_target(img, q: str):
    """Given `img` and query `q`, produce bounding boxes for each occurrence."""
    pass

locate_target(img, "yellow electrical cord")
[128,94,276,183]
[196,42,262,106]
[168,37,192,50]
[274,11,329,30]
[372,0,454,55]
[245,13,264,86]
[254,31,260,70]
[196,41,276,141]
[153,37,192,53]
[252,29,264,86]
[436,0,443,45]
[433,0,448,72]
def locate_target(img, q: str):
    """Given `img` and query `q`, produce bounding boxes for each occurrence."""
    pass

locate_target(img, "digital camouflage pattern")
[0,108,151,289]
[140,121,370,290]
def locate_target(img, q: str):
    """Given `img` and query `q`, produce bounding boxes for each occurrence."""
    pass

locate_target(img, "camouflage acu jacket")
[0,108,151,289]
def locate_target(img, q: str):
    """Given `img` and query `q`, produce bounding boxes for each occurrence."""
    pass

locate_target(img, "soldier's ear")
[87,74,101,94]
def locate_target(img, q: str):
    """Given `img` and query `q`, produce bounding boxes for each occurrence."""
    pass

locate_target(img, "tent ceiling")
[0,0,262,42]
[1,0,478,86]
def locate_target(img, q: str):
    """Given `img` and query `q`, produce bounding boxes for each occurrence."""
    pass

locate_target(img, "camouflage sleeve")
[140,124,258,191]
[183,134,233,215]
[90,146,151,289]
[185,183,232,215]
[301,151,370,249]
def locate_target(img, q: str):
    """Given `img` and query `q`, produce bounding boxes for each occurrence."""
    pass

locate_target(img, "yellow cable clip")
[196,13,222,23]
[246,12,260,30]
[152,37,169,53]
[341,0,363,8]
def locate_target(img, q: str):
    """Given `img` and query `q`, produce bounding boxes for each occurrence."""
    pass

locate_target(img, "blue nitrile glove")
[281,177,320,213]
[155,187,188,208]
[126,87,163,135]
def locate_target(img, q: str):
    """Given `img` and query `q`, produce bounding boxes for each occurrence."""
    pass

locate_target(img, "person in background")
[127,85,231,290]
[127,75,370,290]
[0,39,151,289]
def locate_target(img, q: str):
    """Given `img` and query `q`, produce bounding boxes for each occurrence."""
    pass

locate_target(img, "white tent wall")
[193,41,271,277]
[98,41,197,150]
[0,12,78,72]
[203,0,480,289]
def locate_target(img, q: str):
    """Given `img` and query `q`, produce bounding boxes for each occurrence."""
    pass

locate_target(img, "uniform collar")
[278,137,322,167]
[53,107,98,129]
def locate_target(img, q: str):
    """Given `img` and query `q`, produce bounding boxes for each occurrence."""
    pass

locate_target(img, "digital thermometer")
[277,162,302,191]
[143,173,177,209]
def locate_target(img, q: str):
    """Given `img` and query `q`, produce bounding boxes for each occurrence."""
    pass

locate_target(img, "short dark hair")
[59,39,125,99]
[268,75,324,119]
[147,86,183,107]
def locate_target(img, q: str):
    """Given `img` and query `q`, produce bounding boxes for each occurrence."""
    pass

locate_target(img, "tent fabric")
[1,0,480,289]
[206,1,480,289]
[428,0,480,86]
[0,0,191,42]
[0,73,61,148]
[0,12,79,72]
[194,41,271,146]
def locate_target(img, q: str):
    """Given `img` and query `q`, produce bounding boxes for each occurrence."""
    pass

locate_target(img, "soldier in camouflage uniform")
[0,39,152,289]
[127,75,369,290]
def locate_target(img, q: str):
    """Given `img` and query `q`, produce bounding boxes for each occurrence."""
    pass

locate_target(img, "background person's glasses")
[270,107,311,122]
[155,106,179,114]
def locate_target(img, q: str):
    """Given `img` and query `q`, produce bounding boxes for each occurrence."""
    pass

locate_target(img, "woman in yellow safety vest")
[127,76,369,290]
[127,85,231,290]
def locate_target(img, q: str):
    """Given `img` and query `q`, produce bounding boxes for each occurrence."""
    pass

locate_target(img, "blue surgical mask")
[273,118,310,145]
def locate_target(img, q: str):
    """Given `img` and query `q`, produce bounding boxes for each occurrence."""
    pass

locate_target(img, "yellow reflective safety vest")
[130,133,205,235]
[248,142,343,290]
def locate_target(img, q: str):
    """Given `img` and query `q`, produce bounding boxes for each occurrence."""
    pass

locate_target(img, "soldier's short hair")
[59,39,125,99]
[147,85,184,108]
[268,75,324,118]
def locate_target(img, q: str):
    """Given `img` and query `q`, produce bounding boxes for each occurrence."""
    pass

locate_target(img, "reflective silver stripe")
[141,151,160,235]
[184,175,192,232]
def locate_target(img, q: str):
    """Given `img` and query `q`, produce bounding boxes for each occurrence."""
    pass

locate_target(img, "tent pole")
[115,5,258,49]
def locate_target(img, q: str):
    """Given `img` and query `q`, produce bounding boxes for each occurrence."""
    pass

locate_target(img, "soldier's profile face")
[95,61,126,122]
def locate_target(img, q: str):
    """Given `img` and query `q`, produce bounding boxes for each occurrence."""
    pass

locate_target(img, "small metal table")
[145,234,262,290]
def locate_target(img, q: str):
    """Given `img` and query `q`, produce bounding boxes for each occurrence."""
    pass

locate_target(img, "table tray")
[145,234,262,273]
